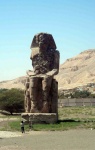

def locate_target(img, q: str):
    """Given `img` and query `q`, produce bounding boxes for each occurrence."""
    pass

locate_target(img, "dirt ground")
[0,129,95,150]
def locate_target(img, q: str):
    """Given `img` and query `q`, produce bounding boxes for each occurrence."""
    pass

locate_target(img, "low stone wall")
[58,98,95,107]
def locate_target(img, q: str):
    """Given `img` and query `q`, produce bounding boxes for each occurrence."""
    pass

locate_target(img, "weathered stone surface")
[21,113,58,123]
[24,32,60,119]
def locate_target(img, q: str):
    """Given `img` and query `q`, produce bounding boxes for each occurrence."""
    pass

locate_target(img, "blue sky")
[0,0,95,81]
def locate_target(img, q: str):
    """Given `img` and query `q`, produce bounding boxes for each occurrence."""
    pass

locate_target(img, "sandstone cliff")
[0,76,26,90]
[56,49,95,90]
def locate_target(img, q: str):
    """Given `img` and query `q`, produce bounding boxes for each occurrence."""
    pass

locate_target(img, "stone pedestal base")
[21,113,58,124]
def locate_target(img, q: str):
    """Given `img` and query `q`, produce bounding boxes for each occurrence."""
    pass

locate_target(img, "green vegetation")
[0,118,81,131]
[70,91,90,98]
[59,90,95,99]
[32,122,81,131]
[1,107,95,131]
[58,107,95,121]
[9,120,30,131]
[0,88,24,114]
[0,88,95,131]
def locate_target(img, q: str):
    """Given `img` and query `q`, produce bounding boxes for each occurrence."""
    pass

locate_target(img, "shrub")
[0,88,24,114]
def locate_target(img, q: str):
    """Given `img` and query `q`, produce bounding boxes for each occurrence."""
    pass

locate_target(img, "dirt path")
[0,129,95,150]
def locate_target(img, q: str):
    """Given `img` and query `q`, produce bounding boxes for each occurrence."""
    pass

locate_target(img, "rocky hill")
[56,49,95,90]
[0,49,95,90]
[0,76,26,90]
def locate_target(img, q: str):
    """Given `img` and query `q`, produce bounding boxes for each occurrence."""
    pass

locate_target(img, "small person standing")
[29,121,32,131]
[29,115,34,131]
[20,121,25,133]
[29,117,32,131]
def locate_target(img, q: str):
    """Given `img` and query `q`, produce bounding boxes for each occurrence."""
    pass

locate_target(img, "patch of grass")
[8,120,22,131]
[33,121,81,131]
[1,106,95,131]
[5,120,81,131]
[0,120,30,132]
[58,106,95,120]
[6,120,95,131]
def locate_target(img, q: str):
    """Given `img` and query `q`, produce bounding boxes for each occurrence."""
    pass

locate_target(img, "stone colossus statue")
[25,32,60,113]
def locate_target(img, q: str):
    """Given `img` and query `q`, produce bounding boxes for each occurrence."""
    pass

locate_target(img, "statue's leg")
[51,79,58,113]
[24,95,27,112]
[30,77,39,113]
[25,77,30,112]
[42,76,52,113]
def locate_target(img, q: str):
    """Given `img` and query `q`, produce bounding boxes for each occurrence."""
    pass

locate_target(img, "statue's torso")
[32,51,55,74]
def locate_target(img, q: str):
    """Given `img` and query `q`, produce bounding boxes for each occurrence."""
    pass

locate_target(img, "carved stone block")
[22,33,60,123]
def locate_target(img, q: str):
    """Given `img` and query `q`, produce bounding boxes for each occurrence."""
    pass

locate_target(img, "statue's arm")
[26,70,36,76]
[46,69,58,76]
[46,50,60,76]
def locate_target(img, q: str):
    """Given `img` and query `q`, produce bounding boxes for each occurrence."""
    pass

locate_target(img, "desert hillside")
[0,49,95,90]
[0,76,26,90]
[56,49,95,90]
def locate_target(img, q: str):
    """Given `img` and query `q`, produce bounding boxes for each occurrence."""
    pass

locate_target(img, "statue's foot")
[25,110,28,113]
[30,108,39,113]
[41,101,49,113]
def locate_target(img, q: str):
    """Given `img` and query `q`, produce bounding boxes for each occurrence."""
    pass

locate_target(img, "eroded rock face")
[25,33,60,113]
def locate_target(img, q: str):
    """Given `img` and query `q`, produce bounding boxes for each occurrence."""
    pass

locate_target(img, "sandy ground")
[0,131,22,138]
[0,129,95,150]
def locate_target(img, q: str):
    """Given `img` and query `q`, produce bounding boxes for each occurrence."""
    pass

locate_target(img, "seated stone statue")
[25,33,60,113]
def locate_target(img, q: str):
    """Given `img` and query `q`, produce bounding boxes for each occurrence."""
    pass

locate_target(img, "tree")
[0,88,24,114]
[72,90,90,98]
[58,90,91,99]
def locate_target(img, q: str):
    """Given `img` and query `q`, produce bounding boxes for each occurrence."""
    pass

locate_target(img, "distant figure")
[20,121,25,133]
[29,121,32,131]
[29,116,33,130]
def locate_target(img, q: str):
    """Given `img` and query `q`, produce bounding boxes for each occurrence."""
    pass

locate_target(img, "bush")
[58,90,91,99]
[72,90,90,98]
[0,88,24,114]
